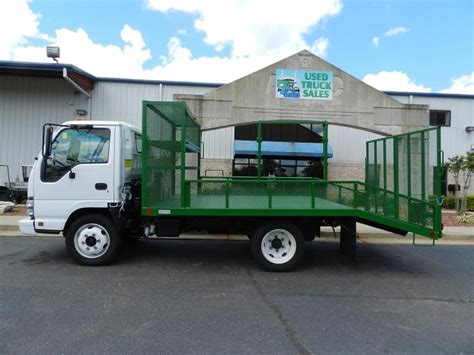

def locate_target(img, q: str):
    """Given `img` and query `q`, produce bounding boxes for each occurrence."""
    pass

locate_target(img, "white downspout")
[63,67,92,120]
[88,90,93,120]
[63,68,91,98]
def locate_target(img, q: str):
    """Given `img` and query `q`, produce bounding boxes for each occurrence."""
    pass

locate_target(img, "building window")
[235,123,323,143]
[234,158,258,176]
[429,110,451,127]
[233,158,323,178]
[233,123,326,179]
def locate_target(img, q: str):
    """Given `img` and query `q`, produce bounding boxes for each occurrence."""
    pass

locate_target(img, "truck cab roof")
[62,120,141,133]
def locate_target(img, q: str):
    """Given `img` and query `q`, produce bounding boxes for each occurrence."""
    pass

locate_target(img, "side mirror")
[42,125,53,158]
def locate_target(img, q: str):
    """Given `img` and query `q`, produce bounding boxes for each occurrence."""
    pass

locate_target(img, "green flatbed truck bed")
[141,100,443,270]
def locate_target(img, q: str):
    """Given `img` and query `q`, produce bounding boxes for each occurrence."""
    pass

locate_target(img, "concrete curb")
[0,225,20,232]
[0,216,26,232]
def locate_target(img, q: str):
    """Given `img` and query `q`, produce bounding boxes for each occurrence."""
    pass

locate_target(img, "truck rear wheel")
[65,214,122,266]
[251,222,304,271]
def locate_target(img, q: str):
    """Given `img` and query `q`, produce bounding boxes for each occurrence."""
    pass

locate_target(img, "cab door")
[33,125,117,231]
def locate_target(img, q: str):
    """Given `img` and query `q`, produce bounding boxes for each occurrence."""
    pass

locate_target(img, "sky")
[1,0,473,93]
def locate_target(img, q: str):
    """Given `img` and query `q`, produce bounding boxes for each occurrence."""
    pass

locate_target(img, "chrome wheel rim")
[74,223,110,259]
[261,229,297,264]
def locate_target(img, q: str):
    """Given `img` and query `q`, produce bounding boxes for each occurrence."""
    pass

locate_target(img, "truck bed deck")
[159,193,351,211]
[142,178,440,239]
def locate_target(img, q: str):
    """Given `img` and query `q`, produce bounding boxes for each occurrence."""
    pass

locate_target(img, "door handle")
[95,183,108,190]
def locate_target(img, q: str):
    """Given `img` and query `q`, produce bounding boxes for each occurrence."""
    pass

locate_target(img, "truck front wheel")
[251,222,304,271]
[65,214,122,266]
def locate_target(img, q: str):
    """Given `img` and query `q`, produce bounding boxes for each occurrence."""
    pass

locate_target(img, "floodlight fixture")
[46,46,60,63]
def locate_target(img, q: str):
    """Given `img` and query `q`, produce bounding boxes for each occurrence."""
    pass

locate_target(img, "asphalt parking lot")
[0,236,473,354]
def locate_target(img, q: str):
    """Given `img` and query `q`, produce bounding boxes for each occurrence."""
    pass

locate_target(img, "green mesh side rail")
[142,101,200,209]
[327,180,440,238]
[153,177,440,239]
[365,127,443,236]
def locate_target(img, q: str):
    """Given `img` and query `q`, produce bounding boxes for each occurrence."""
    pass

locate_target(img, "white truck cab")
[20,121,142,264]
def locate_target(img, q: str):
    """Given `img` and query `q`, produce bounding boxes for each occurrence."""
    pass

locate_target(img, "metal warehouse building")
[1,51,473,193]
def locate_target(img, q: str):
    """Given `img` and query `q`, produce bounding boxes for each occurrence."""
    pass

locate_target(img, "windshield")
[42,127,110,182]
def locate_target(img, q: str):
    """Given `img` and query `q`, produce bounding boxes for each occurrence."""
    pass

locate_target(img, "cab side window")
[134,133,142,154]
[42,128,111,182]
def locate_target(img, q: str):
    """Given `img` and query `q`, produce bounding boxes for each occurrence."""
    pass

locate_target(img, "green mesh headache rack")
[142,101,443,240]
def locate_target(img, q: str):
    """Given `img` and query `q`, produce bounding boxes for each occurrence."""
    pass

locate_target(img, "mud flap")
[340,218,357,261]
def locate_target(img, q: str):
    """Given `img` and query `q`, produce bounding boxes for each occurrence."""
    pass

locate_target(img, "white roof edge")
[62,120,140,131]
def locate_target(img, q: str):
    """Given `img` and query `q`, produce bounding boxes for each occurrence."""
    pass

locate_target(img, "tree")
[446,153,474,215]
[446,155,463,214]
[460,152,474,214]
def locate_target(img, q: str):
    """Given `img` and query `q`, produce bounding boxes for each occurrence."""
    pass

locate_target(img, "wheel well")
[64,208,111,236]
[247,218,319,241]
[179,216,321,240]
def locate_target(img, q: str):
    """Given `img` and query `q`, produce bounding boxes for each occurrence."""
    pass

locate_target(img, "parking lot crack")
[245,267,311,355]
[277,292,474,304]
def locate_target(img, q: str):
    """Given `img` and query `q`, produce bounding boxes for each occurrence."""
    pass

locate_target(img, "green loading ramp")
[142,101,443,240]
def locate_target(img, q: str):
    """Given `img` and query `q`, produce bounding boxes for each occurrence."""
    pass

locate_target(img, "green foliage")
[467,151,474,171]
[442,195,474,211]
[467,195,474,211]
[446,153,474,214]
[443,195,455,209]
[445,155,464,178]
[455,213,472,224]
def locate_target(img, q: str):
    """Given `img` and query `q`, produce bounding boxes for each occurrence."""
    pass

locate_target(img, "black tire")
[304,232,315,242]
[65,214,123,266]
[251,222,304,272]
[122,230,141,243]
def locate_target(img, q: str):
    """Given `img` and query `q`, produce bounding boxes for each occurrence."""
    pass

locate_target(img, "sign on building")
[275,69,333,100]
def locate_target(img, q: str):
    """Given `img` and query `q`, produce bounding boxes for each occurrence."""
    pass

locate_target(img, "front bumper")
[19,218,36,235]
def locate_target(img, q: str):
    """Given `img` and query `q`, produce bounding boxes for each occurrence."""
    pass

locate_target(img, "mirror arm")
[41,123,71,158]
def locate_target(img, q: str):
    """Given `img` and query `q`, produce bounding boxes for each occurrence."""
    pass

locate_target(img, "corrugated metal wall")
[2,74,472,184]
[92,81,234,159]
[91,82,213,127]
[202,127,235,159]
[390,95,474,159]
[0,77,231,182]
[0,76,88,181]
[328,125,381,163]
[91,82,160,128]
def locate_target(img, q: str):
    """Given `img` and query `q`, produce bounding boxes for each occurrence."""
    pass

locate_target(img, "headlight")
[27,197,34,218]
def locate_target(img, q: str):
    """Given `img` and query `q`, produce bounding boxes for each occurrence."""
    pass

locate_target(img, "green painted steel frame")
[365,126,442,239]
[142,100,201,211]
[141,178,441,239]
[141,101,148,209]
[142,101,442,241]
